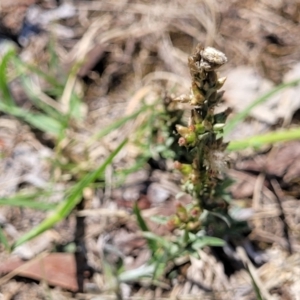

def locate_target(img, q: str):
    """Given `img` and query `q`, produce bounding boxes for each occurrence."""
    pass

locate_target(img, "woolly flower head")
[200,47,227,71]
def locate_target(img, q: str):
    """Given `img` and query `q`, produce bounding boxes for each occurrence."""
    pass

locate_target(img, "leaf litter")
[0,0,300,299]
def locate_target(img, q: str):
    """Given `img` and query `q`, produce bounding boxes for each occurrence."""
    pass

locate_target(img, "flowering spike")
[173,44,231,233]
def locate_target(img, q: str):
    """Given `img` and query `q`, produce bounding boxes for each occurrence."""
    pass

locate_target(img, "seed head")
[201,47,227,65]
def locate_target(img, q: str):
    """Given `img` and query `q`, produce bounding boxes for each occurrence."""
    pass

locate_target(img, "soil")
[0,0,300,299]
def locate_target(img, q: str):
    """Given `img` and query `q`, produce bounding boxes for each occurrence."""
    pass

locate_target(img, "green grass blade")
[0,53,64,135]
[12,139,127,249]
[0,226,10,252]
[88,105,152,143]
[250,274,264,300]
[22,112,64,135]
[0,195,56,211]
[227,128,300,151]
[141,231,173,250]
[224,78,300,136]
[191,236,225,251]
[0,50,15,106]
[133,202,150,232]
[13,58,63,89]
[0,102,63,135]
[133,203,158,253]
[69,92,84,120]
[119,264,155,282]
[12,59,65,120]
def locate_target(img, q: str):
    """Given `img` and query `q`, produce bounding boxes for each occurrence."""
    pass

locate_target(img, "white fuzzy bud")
[201,47,227,65]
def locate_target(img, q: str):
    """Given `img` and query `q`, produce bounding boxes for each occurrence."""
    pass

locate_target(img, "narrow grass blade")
[133,202,150,232]
[224,78,300,136]
[0,50,15,106]
[101,258,119,291]
[0,227,10,252]
[69,92,84,120]
[0,54,64,135]
[88,105,152,144]
[12,58,65,120]
[141,231,173,250]
[119,264,155,282]
[22,112,64,135]
[13,58,63,89]
[12,139,127,249]
[191,236,225,250]
[249,270,264,300]
[0,101,63,135]
[227,128,300,151]
[133,203,158,253]
[115,156,148,184]
[0,194,56,211]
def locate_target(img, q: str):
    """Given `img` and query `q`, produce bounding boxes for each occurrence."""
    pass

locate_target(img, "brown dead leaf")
[0,253,79,292]
[235,141,300,183]
[228,169,258,199]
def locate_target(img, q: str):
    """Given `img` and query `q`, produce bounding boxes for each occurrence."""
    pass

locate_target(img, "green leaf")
[191,236,225,250]
[227,128,300,151]
[12,139,127,249]
[208,211,231,227]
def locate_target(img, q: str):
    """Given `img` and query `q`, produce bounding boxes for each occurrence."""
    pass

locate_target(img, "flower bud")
[213,123,225,131]
[186,220,201,232]
[176,125,196,147]
[201,47,227,64]
[215,77,227,90]
[191,109,203,124]
[190,170,200,184]
[185,132,196,145]
[174,161,182,169]
[176,204,188,222]
[190,207,201,219]
[176,125,190,137]
[167,215,181,230]
[190,82,205,106]
[174,161,192,175]
[178,137,187,146]
[195,123,205,134]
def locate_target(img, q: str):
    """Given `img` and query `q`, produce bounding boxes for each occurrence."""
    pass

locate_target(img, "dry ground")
[1,0,300,299]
